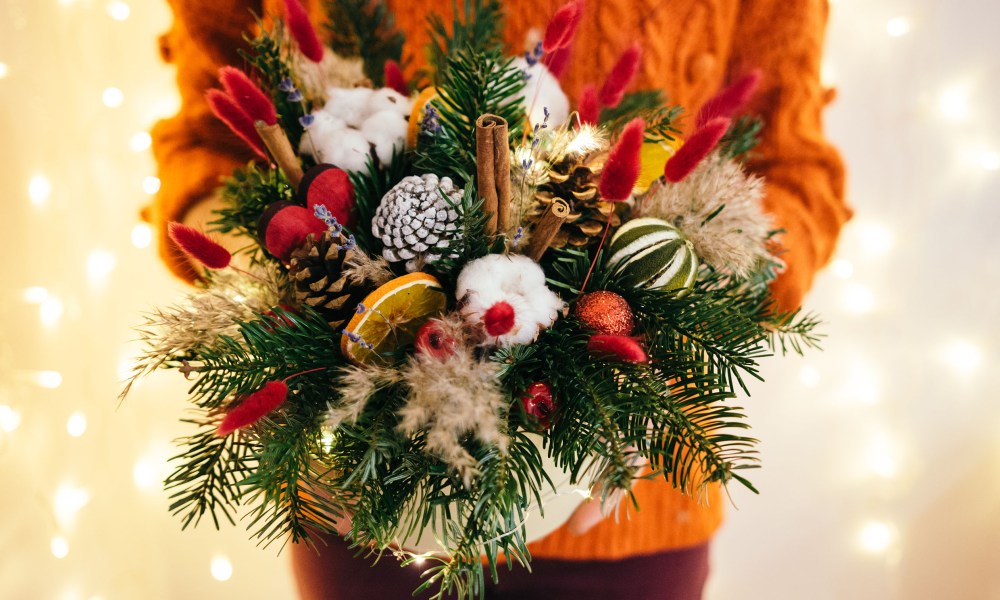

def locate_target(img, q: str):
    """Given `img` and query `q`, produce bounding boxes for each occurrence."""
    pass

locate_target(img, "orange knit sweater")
[150,0,850,561]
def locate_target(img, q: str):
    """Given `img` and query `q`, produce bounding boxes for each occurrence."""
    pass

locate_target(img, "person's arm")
[731,0,852,311]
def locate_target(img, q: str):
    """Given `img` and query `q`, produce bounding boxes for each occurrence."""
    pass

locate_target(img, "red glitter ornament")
[520,382,556,429]
[574,291,635,336]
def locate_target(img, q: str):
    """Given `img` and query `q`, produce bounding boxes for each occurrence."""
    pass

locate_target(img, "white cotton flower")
[514,57,570,128]
[360,110,408,164]
[456,254,564,347]
[368,88,413,117]
[323,87,375,127]
[312,128,370,173]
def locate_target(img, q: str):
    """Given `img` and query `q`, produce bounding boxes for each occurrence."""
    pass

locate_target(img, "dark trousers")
[291,532,710,600]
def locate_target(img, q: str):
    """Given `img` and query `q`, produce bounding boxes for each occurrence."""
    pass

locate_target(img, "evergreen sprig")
[323,0,405,86]
[242,24,312,152]
[600,90,684,142]
[718,115,763,161]
[348,147,413,254]
[426,0,504,78]
[212,162,293,256]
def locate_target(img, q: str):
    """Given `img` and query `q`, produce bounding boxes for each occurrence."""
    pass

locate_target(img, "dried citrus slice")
[407,87,440,149]
[340,272,447,364]
[635,138,683,192]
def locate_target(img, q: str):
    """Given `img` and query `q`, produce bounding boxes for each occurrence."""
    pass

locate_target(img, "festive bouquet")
[123,0,821,597]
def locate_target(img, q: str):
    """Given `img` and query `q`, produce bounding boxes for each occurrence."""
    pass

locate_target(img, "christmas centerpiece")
[122,0,821,597]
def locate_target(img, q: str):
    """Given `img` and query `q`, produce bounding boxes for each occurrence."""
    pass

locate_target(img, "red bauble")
[573,291,635,336]
[299,164,357,229]
[520,382,556,429]
[258,201,327,262]
[586,334,648,363]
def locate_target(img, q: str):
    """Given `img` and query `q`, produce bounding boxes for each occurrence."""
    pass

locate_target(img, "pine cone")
[372,173,463,272]
[289,232,371,330]
[527,149,623,248]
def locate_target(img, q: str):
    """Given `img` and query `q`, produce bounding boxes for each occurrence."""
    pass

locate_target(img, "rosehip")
[520,382,556,429]
[414,319,458,359]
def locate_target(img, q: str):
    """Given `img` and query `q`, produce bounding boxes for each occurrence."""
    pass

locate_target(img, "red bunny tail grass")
[167,222,232,270]
[696,69,763,127]
[218,67,277,126]
[598,117,645,201]
[587,335,648,363]
[543,45,572,79]
[542,1,583,53]
[384,60,408,96]
[206,90,268,159]
[577,84,600,125]
[283,0,325,62]
[217,381,288,437]
[664,117,730,183]
[599,42,642,108]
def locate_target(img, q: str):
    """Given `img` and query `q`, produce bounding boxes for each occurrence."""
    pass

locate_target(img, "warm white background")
[1,1,997,598]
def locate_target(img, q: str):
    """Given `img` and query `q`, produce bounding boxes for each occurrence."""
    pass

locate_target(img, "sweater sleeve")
[148,0,268,281]
[729,0,852,311]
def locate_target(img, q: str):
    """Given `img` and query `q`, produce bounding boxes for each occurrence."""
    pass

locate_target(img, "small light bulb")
[942,339,983,375]
[35,371,63,389]
[820,61,835,87]
[0,62,8,79]
[211,556,233,581]
[40,296,65,328]
[51,535,70,559]
[23,286,50,304]
[142,176,161,195]
[858,520,896,554]
[865,433,899,478]
[54,483,91,526]
[106,2,130,21]
[939,86,970,121]
[886,17,910,37]
[131,223,153,249]
[102,87,124,108]
[841,282,875,314]
[66,412,87,437]
[133,458,159,490]
[129,131,152,152]
[0,405,21,433]
[831,258,854,279]
[799,366,821,388]
[86,250,117,284]
[856,222,894,257]
[29,175,52,205]
[980,151,1000,171]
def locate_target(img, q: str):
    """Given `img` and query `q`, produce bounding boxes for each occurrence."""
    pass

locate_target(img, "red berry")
[415,319,458,359]
[482,301,516,336]
[521,382,556,429]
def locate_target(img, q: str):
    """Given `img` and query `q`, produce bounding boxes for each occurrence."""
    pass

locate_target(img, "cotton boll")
[317,128,371,173]
[323,87,375,127]
[514,57,570,127]
[299,110,348,162]
[367,88,413,117]
[360,110,408,163]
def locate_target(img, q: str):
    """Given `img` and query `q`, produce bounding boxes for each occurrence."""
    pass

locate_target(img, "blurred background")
[1,0,998,598]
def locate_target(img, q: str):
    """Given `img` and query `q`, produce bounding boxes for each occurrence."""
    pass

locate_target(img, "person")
[148,1,851,598]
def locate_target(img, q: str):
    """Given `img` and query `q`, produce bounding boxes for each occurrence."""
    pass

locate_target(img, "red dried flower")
[586,334,648,363]
[218,67,277,126]
[167,222,232,270]
[598,117,645,201]
[383,60,408,96]
[599,42,642,108]
[663,116,731,183]
[283,0,325,62]
[696,69,763,127]
[542,1,583,53]
[543,45,572,79]
[217,381,289,437]
[205,89,268,159]
[577,83,599,125]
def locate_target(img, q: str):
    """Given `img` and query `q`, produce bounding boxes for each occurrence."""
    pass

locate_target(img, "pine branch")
[426,0,504,78]
[426,185,493,283]
[212,163,293,258]
[242,24,313,151]
[348,147,413,254]
[323,0,405,86]
[600,90,684,143]
[718,114,763,161]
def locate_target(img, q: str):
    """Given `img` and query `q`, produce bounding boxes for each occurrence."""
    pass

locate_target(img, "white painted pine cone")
[372,173,463,272]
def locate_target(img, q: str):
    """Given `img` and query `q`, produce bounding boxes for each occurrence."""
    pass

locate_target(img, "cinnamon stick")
[527,199,571,261]
[256,121,304,191]
[476,114,511,237]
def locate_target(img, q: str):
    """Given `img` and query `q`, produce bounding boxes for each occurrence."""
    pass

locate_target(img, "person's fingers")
[566,450,648,536]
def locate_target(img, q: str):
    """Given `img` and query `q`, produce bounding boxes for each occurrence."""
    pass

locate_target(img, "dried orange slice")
[407,87,440,149]
[340,272,447,365]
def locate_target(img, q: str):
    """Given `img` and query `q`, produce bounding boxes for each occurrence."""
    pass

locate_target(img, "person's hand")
[565,449,649,536]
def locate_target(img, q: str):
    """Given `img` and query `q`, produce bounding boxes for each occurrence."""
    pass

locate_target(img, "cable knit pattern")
[149,0,850,561]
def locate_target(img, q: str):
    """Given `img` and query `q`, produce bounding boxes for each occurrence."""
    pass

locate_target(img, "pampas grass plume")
[218,67,277,126]
[664,117,730,183]
[598,117,645,201]
[283,0,325,62]
[168,222,232,270]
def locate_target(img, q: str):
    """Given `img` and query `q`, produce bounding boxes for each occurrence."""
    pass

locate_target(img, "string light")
[23,286,50,304]
[799,366,821,388]
[51,535,70,559]
[106,2,130,21]
[0,62,8,79]
[865,432,899,478]
[34,370,63,389]
[142,176,161,195]
[210,556,233,581]
[885,17,910,37]
[939,85,970,121]
[980,151,1000,171]
[132,458,159,490]
[841,282,876,314]
[830,258,854,279]
[131,223,153,249]
[54,483,91,527]
[102,87,124,108]
[857,520,896,555]
[0,405,21,433]
[29,175,52,205]
[941,339,983,375]
[129,131,152,152]
[86,249,117,285]
[855,221,894,257]
[66,412,88,437]
[40,296,65,328]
